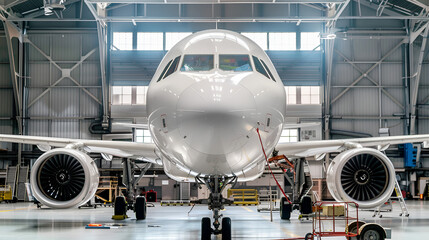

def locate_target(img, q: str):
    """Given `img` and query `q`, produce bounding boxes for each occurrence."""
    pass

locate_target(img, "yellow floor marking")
[260,214,301,238]
[0,207,33,213]
[241,206,253,212]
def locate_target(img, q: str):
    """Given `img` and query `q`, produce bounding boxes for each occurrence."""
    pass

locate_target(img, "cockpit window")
[163,56,181,79]
[219,55,252,72]
[252,56,270,79]
[181,55,214,72]
[157,59,173,82]
[260,59,276,82]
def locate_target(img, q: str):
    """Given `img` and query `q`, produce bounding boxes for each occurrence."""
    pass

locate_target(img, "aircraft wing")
[276,134,429,158]
[112,122,148,129]
[0,134,161,164]
[283,122,320,129]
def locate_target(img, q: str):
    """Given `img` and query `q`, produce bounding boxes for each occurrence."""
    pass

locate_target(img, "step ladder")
[372,179,409,217]
[391,179,409,217]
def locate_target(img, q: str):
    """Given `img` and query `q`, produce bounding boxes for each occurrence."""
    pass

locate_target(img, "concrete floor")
[0,201,428,240]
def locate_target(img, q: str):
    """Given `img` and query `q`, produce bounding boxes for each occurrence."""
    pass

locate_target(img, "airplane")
[0,29,428,239]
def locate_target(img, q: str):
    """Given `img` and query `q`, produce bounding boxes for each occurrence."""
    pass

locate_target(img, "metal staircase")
[5,165,17,199]
[17,166,29,201]
[5,165,30,201]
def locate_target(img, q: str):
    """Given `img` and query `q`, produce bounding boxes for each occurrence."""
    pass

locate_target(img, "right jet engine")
[326,147,395,209]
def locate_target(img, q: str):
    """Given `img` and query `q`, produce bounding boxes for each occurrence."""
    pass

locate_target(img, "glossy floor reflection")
[0,200,428,239]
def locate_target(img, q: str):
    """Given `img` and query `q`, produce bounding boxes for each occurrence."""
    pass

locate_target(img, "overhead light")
[132,19,136,26]
[327,33,336,39]
[44,6,53,16]
[320,33,337,39]
[44,0,66,17]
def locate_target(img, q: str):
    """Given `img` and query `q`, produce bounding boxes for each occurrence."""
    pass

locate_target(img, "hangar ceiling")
[0,0,427,23]
[0,0,428,163]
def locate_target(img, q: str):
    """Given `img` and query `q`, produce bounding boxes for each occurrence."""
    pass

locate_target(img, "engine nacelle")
[327,148,395,209]
[30,148,99,208]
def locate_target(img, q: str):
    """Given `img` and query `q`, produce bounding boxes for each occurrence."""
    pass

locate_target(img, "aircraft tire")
[135,196,147,220]
[221,217,231,240]
[201,217,211,240]
[280,197,291,220]
[114,196,127,216]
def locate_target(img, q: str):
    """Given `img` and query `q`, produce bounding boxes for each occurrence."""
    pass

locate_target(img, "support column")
[409,25,429,134]
[85,1,110,129]
[0,12,23,169]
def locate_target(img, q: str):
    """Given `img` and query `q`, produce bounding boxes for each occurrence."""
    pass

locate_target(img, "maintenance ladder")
[373,179,409,217]
[392,179,409,217]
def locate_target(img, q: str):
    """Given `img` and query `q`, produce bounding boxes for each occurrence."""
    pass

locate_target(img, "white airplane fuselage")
[147,30,286,182]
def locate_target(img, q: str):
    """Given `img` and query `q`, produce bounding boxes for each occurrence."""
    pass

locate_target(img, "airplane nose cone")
[177,81,257,155]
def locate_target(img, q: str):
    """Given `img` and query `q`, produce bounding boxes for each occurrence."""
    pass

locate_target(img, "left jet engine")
[30,148,99,208]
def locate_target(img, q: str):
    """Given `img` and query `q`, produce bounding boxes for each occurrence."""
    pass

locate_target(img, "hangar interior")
[0,0,429,239]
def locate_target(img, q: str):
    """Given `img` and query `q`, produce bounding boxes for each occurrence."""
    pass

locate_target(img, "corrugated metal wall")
[110,50,321,86]
[25,33,101,140]
[0,36,14,151]
[330,37,406,137]
[416,38,429,134]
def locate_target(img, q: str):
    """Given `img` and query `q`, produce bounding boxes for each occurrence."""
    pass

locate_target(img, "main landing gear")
[197,176,236,240]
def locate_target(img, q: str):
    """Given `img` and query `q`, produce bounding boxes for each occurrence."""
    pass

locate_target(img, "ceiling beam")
[4,0,27,9]
[406,0,429,11]
[23,0,82,18]
[5,14,429,22]
[87,0,347,4]
[352,0,406,16]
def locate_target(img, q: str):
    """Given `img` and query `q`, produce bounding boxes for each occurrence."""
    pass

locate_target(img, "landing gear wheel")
[114,196,127,216]
[346,221,366,240]
[280,197,291,220]
[359,223,386,240]
[201,217,212,240]
[135,196,147,220]
[221,217,231,240]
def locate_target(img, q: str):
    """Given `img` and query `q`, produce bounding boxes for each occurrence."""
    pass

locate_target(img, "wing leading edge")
[276,134,429,158]
[0,134,161,165]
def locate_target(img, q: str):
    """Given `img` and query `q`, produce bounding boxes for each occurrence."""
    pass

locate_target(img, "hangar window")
[181,55,214,71]
[137,32,163,50]
[269,32,296,50]
[285,86,297,104]
[285,86,320,105]
[112,86,132,105]
[166,32,192,50]
[260,59,276,82]
[219,55,252,72]
[301,86,320,104]
[301,32,320,51]
[241,32,268,50]
[279,129,298,143]
[136,86,148,105]
[112,32,133,50]
[252,56,270,79]
[135,129,153,143]
[163,56,181,79]
[112,86,148,105]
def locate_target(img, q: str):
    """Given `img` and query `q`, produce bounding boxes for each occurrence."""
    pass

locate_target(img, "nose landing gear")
[197,175,236,240]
